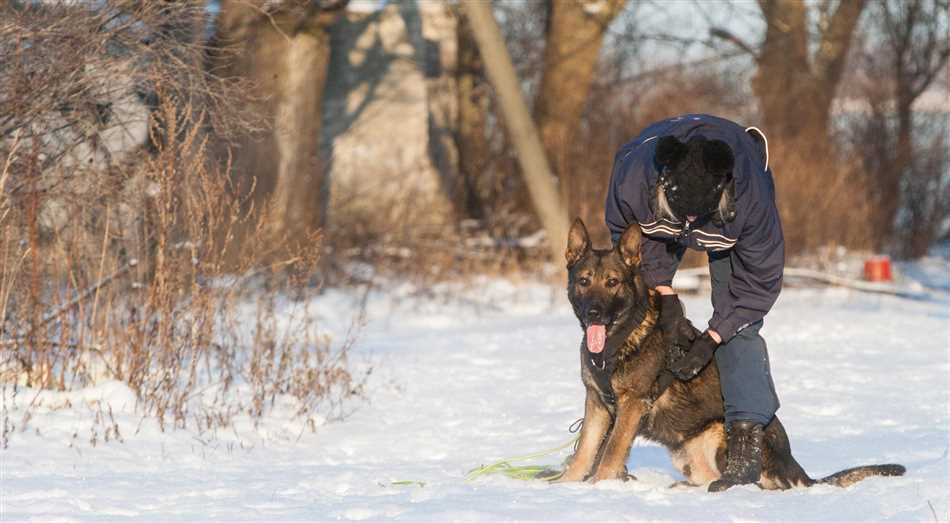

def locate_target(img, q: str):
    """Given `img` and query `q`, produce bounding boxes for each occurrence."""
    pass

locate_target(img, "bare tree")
[852,0,950,254]
[534,0,627,215]
[714,0,868,145]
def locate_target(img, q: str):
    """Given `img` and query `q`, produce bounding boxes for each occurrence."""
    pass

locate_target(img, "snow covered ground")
[2,265,949,521]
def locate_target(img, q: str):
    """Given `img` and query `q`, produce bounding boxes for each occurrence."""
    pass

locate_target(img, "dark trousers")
[708,251,780,427]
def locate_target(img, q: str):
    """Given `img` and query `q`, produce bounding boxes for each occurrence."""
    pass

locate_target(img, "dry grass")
[0,1,362,439]
[768,141,875,256]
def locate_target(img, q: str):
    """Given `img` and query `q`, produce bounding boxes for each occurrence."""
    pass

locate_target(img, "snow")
[2,272,949,521]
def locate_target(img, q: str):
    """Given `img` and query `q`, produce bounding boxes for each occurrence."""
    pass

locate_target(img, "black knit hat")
[655,135,735,220]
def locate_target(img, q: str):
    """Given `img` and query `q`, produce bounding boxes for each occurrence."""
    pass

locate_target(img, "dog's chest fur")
[582,326,724,450]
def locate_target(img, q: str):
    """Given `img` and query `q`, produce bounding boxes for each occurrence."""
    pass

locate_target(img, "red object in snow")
[863,256,893,282]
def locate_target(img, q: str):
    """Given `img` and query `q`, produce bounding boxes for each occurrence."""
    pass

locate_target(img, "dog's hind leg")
[557,389,612,482]
[758,417,814,490]
[758,418,905,489]
[671,421,726,486]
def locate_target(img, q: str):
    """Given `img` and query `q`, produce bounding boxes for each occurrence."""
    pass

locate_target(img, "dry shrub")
[843,78,950,258]
[0,2,362,437]
[321,206,552,288]
[897,120,950,258]
[768,141,874,256]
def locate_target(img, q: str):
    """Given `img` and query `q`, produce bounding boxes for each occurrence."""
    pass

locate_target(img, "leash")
[465,433,580,482]
[460,371,676,486]
[403,325,682,488]
[464,418,585,483]
[403,369,676,488]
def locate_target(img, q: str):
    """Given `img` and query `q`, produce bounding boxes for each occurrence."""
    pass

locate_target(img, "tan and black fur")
[558,218,905,489]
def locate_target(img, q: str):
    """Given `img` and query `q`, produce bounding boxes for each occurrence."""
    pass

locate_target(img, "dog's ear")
[566,218,591,268]
[655,135,688,168]
[702,139,734,174]
[618,224,641,267]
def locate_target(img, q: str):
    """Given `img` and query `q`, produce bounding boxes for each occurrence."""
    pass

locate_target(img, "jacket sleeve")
[604,146,682,289]
[708,170,785,342]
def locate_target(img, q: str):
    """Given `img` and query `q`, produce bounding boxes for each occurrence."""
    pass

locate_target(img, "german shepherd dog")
[558,218,906,489]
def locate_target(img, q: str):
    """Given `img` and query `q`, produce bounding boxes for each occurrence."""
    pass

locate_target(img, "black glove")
[658,294,697,351]
[669,332,719,380]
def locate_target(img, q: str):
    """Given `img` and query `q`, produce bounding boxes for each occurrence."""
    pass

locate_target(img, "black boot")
[708,420,765,492]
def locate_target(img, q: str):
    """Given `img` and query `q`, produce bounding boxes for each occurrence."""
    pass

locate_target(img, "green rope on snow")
[382,421,584,487]
[464,435,580,482]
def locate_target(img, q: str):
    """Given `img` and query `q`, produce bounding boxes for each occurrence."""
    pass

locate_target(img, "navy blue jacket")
[605,114,784,342]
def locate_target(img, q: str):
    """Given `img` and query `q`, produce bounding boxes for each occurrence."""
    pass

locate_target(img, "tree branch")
[814,0,867,88]
[709,26,758,57]
[911,44,950,100]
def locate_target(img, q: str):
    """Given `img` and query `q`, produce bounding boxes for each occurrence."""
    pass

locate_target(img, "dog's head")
[565,218,650,357]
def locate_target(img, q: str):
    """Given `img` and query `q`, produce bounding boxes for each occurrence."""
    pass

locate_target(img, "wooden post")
[461,0,569,266]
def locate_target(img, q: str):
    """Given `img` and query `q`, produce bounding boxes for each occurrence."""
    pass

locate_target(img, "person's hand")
[669,331,719,380]
[658,294,697,352]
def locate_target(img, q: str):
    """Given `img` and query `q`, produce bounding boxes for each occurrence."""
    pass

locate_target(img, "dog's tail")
[814,464,906,488]
[764,420,905,489]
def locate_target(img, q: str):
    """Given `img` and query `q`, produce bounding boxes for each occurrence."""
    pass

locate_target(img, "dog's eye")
[606,278,620,288]
[578,277,591,287]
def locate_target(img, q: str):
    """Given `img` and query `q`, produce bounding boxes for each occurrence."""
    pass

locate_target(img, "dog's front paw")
[590,463,636,482]
[552,467,588,483]
[591,466,631,483]
[668,480,696,489]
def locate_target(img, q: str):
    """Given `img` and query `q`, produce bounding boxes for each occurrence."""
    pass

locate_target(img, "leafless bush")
[846,96,950,258]
[0,1,361,439]
[321,201,551,288]
[769,142,876,256]
[899,119,950,257]
[844,0,950,258]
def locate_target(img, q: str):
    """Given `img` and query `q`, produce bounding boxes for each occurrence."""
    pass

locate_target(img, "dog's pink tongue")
[586,324,606,354]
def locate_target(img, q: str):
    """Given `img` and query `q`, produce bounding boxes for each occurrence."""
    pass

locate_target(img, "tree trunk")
[461,0,569,265]
[534,0,626,216]
[269,18,337,242]
[753,0,812,140]
[210,1,345,247]
[810,0,867,136]
[455,12,489,221]
[753,0,866,144]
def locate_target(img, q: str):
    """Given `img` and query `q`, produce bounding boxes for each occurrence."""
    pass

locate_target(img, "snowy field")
[2,261,949,521]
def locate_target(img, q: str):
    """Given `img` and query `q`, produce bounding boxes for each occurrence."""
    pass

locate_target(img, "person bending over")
[605,113,783,492]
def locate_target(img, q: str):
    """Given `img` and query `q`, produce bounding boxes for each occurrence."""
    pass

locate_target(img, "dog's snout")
[586,307,604,324]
